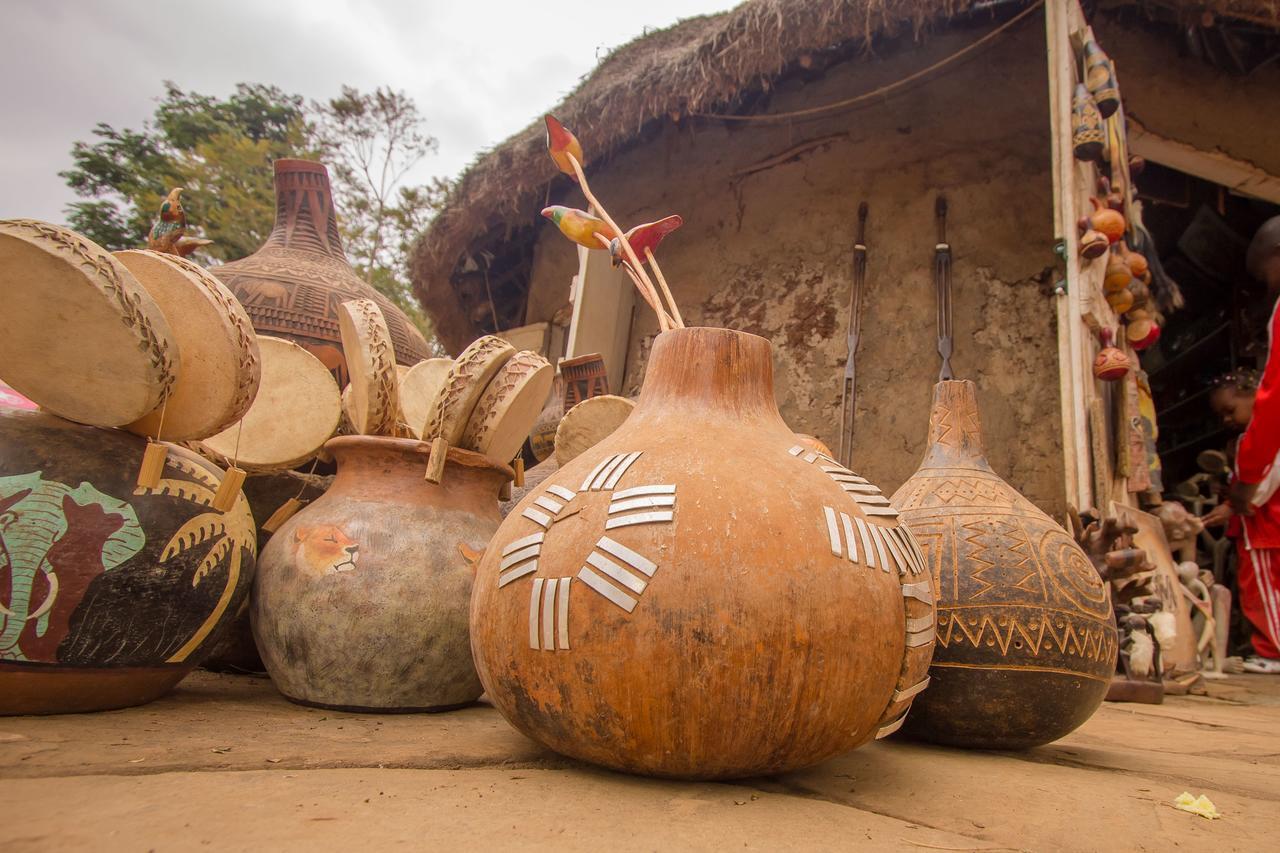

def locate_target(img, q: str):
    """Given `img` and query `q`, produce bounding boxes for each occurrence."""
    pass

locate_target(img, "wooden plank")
[564,245,636,394]
[1045,0,1091,511]
[1089,397,1112,512]
[1128,118,1280,205]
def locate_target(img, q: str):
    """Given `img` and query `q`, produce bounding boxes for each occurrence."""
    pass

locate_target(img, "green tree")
[312,86,451,347]
[61,82,448,345]
[61,82,312,260]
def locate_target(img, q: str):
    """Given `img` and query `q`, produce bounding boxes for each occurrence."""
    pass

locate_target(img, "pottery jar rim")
[323,435,514,479]
[272,158,328,175]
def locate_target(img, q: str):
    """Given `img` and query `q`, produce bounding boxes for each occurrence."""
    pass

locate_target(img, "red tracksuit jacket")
[1235,296,1280,550]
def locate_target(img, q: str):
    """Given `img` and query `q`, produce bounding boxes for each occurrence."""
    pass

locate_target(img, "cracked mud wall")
[525,22,1067,514]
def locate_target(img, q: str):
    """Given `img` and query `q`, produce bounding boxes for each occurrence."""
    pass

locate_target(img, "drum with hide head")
[115,250,260,441]
[0,220,178,427]
[200,336,340,473]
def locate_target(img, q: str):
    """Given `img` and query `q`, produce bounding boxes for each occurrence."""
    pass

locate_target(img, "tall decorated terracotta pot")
[0,410,256,714]
[471,327,935,779]
[212,159,431,385]
[253,436,510,711]
[890,381,1117,748]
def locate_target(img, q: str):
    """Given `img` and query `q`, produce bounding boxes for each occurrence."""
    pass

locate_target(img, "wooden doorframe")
[564,244,636,394]
[1046,0,1095,513]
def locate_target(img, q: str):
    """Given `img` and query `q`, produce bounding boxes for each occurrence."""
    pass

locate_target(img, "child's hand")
[1227,480,1259,516]
[1202,502,1232,528]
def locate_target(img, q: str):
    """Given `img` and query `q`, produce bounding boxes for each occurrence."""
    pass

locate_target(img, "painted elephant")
[0,472,144,661]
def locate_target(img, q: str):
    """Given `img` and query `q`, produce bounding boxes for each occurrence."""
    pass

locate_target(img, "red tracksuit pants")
[1238,544,1280,659]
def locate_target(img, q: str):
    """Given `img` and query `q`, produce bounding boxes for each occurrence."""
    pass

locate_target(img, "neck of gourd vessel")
[263,159,347,259]
[917,379,995,472]
[629,327,789,429]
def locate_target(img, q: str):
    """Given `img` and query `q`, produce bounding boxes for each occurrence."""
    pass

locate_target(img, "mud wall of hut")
[527,23,1065,513]
[1094,18,1280,179]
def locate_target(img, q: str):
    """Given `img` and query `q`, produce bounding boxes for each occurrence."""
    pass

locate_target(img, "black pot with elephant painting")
[0,409,256,714]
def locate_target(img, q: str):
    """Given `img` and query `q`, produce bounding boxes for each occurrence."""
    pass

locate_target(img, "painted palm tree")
[135,453,256,662]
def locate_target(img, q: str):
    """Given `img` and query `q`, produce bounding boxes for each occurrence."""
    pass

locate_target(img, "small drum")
[337,299,399,436]
[0,220,178,427]
[554,394,635,466]
[398,358,452,439]
[199,336,341,472]
[115,250,261,441]
[461,350,553,464]
[424,335,515,445]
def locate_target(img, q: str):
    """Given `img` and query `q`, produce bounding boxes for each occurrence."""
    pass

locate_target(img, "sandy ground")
[1,672,1277,852]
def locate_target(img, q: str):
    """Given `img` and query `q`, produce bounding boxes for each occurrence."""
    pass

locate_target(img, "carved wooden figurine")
[1071,84,1104,162]
[146,188,213,258]
[1153,501,1203,564]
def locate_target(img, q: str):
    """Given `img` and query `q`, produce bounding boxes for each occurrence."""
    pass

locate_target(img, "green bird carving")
[147,187,212,258]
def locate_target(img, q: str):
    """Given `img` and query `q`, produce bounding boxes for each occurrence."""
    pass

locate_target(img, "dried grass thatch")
[411,0,1280,352]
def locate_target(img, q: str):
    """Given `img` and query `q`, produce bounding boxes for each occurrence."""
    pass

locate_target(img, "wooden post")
[565,244,636,395]
[212,466,247,512]
[1046,0,1096,512]
[424,437,448,485]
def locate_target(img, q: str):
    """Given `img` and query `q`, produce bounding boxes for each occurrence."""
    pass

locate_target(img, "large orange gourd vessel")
[470,327,935,779]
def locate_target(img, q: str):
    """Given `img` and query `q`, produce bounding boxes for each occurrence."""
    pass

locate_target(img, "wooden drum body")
[0,220,177,428]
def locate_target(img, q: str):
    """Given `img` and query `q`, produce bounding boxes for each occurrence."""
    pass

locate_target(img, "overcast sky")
[0,0,739,225]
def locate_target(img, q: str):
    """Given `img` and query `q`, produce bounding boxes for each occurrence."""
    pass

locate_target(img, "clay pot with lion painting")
[252,435,510,711]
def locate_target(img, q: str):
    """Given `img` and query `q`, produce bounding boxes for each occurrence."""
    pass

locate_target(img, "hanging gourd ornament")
[1125,308,1160,351]
[1105,285,1134,314]
[1088,199,1126,244]
[1084,38,1120,118]
[1077,217,1109,260]
[1097,177,1124,212]
[1127,278,1150,310]
[1072,84,1104,162]
[1124,248,1149,279]
[1093,328,1131,381]
[1131,323,1160,351]
[1104,252,1133,294]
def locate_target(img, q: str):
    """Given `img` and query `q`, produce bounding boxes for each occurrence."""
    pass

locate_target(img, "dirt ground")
[1,672,1277,852]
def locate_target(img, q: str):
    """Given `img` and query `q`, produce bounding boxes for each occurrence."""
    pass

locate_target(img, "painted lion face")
[293,525,359,574]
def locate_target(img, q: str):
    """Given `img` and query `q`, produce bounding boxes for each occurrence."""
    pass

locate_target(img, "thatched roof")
[411,0,1280,353]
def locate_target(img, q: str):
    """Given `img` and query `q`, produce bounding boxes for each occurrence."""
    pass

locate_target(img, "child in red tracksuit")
[1205,216,1280,673]
[1208,369,1280,671]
